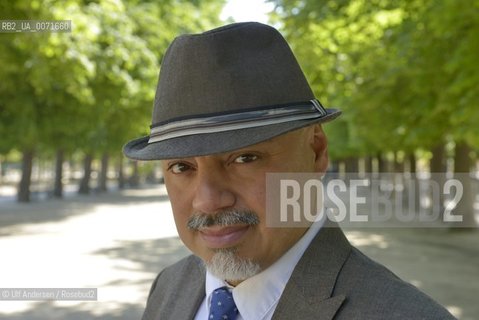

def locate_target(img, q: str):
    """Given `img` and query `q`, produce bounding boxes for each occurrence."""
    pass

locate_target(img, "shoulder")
[148,254,204,297]
[334,247,455,319]
[142,254,205,319]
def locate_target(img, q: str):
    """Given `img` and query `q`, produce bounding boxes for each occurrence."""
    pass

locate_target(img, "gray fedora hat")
[123,22,340,160]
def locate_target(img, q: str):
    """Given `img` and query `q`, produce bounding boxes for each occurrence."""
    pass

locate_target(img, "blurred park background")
[0,0,478,319]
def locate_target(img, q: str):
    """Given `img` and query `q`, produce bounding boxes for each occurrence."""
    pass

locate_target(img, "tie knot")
[209,286,238,320]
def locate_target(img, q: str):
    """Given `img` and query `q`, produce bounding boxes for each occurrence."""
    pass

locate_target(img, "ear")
[310,124,329,173]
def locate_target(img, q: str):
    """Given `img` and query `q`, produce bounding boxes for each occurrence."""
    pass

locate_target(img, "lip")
[199,225,250,249]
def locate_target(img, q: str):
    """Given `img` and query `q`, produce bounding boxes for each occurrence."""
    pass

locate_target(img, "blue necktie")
[209,286,239,320]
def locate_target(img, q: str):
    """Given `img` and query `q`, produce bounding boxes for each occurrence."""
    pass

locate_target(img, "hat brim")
[123,108,341,160]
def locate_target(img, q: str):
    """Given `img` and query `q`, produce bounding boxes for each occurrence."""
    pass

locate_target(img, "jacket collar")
[165,221,350,320]
[272,221,351,320]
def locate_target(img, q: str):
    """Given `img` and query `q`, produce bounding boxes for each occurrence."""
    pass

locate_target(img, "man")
[124,22,455,320]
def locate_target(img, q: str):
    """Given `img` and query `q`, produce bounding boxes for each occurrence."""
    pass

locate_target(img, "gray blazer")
[141,224,456,319]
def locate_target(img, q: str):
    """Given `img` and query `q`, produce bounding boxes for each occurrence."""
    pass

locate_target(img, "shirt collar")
[204,217,325,320]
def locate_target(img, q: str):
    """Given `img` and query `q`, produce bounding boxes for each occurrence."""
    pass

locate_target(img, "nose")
[192,167,236,214]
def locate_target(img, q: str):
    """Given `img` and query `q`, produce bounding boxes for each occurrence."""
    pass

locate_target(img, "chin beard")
[204,248,261,282]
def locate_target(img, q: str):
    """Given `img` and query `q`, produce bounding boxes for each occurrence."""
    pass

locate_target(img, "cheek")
[170,200,198,253]
[241,178,266,215]
[164,177,190,210]
[164,182,193,233]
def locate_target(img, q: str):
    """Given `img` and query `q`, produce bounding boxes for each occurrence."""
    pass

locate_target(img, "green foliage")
[270,0,479,159]
[0,0,225,157]
[4,0,476,163]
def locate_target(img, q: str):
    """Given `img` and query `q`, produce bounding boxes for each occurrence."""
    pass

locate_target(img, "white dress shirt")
[194,217,325,320]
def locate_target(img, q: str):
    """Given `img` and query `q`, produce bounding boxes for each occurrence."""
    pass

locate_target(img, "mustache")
[187,209,260,230]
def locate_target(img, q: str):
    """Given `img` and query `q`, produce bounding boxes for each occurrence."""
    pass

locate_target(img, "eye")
[233,154,259,164]
[168,162,193,174]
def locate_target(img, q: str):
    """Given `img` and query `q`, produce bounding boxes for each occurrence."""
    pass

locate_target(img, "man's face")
[161,125,328,283]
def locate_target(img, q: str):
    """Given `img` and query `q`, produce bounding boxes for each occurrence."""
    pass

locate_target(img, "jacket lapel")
[272,221,351,320]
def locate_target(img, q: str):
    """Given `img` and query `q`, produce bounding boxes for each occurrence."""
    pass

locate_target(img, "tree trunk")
[454,141,472,173]
[118,156,125,189]
[403,153,419,211]
[377,153,386,173]
[430,144,446,173]
[364,156,372,174]
[129,161,140,187]
[451,141,476,228]
[78,153,93,194]
[430,144,447,218]
[98,153,108,192]
[408,153,416,174]
[17,149,34,203]
[344,157,359,174]
[53,149,64,198]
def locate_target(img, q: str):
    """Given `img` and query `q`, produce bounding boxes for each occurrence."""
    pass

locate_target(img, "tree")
[0,0,57,201]
[270,0,478,159]
[270,0,478,227]
[1,0,225,200]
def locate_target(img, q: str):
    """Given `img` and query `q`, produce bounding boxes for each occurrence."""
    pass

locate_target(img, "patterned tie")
[208,286,239,320]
